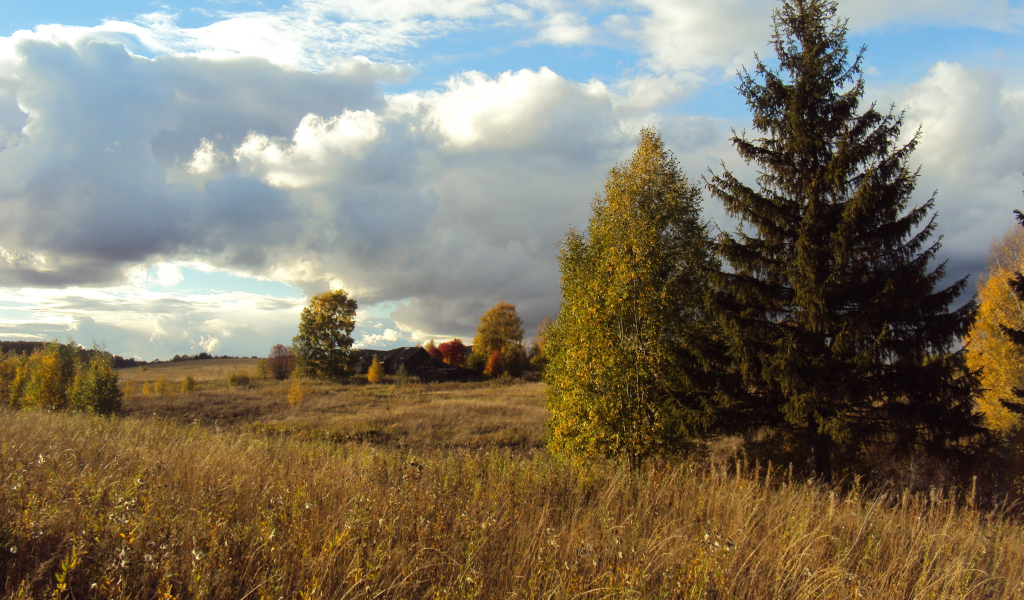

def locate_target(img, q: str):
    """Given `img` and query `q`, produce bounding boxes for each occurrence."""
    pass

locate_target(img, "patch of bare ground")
[3,410,1024,598]
[120,366,548,450]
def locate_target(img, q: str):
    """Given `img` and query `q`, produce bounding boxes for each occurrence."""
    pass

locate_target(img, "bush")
[181,375,197,393]
[255,359,269,380]
[121,380,138,398]
[502,345,526,377]
[68,352,123,415]
[467,350,488,373]
[153,375,171,396]
[288,377,307,407]
[228,371,250,388]
[395,364,412,386]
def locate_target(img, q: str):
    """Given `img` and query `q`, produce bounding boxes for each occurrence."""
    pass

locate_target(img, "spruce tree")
[706,0,982,480]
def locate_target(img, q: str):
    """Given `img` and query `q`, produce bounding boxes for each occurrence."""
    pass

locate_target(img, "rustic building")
[356,347,475,381]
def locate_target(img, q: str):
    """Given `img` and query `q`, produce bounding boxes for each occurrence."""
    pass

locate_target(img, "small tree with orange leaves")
[483,350,503,377]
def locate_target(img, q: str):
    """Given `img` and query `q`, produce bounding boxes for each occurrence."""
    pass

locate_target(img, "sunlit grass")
[2,409,1023,598]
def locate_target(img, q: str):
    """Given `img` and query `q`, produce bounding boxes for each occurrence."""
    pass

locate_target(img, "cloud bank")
[0,0,1021,356]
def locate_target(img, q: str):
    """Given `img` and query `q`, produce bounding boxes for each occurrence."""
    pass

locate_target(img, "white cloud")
[198,335,219,353]
[157,263,184,286]
[427,68,619,150]
[0,283,305,359]
[0,1,1022,354]
[896,62,1024,274]
[235,110,382,187]
[355,327,403,347]
[537,12,592,45]
[187,138,229,175]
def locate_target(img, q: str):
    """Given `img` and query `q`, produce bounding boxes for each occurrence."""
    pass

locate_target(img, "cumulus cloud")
[896,62,1024,278]
[0,283,305,359]
[0,0,1021,356]
[537,12,592,45]
[235,110,383,188]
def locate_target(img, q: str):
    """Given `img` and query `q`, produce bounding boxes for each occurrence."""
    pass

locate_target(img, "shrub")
[288,377,307,407]
[395,364,412,386]
[367,356,385,384]
[68,352,122,415]
[121,380,138,398]
[467,350,488,373]
[255,359,269,380]
[502,345,526,377]
[153,375,171,396]
[228,371,250,388]
[181,375,197,393]
[141,382,151,396]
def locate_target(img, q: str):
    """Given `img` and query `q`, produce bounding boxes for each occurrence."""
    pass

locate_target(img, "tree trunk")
[811,430,832,483]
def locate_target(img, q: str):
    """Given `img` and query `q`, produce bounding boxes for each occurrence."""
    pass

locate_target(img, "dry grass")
[2,409,1024,599]
[120,364,548,450]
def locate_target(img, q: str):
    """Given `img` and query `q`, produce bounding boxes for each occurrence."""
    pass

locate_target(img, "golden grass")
[120,370,548,450]
[2,410,1023,599]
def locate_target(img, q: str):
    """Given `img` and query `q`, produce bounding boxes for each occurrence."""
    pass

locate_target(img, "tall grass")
[2,410,1023,598]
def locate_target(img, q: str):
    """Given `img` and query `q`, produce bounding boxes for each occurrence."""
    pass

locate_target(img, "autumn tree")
[483,350,504,377]
[545,128,717,470]
[2,341,121,414]
[22,341,78,410]
[705,0,982,480]
[266,344,296,380]
[69,350,123,415]
[972,206,1024,432]
[424,339,443,361]
[437,339,467,367]
[292,289,358,379]
[473,302,524,356]
[367,356,385,383]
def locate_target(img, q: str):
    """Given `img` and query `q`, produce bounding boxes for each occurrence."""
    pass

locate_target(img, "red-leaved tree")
[267,344,296,380]
[437,339,467,367]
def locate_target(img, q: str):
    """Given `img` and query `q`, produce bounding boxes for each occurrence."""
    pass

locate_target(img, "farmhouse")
[356,347,474,381]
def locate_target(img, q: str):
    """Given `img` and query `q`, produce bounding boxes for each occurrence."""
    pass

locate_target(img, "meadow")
[117,359,547,449]
[1,362,1024,598]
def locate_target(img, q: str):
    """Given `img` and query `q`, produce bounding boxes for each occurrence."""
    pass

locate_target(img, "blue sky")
[0,0,1022,359]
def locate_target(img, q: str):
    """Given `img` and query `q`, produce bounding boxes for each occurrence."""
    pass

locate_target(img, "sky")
[0,0,1022,360]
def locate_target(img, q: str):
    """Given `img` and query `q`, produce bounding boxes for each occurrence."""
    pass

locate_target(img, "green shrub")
[181,374,197,393]
[255,359,269,380]
[228,370,250,388]
[466,350,488,373]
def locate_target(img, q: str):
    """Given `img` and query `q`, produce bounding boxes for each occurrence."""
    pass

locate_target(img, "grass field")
[2,367,1024,598]
[119,360,548,450]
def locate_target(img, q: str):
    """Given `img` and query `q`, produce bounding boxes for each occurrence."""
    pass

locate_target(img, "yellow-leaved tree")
[966,219,1024,433]
[367,356,385,383]
[545,128,717,470]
